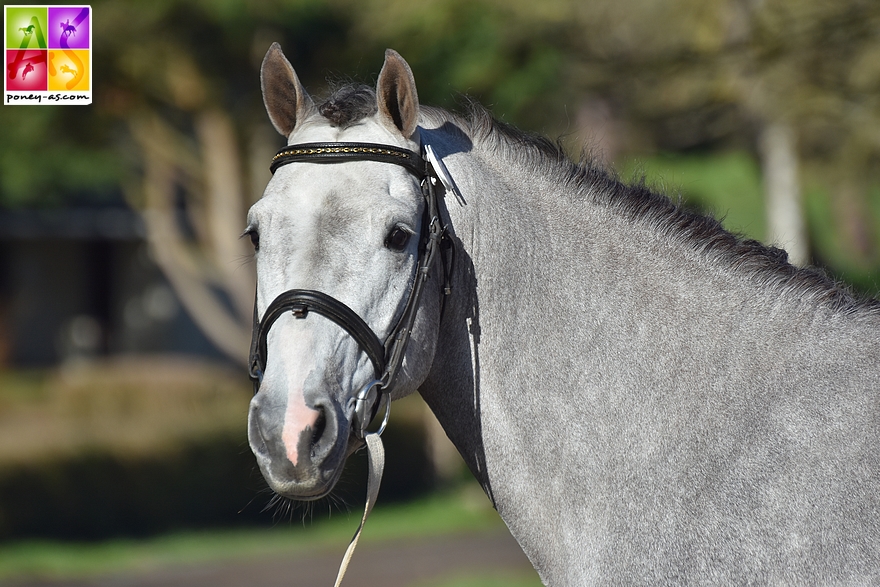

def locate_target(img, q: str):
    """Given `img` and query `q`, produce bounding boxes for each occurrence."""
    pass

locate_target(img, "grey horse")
[246,43,880,585]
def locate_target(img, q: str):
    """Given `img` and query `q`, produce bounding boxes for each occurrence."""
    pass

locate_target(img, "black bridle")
[248,141,448,436]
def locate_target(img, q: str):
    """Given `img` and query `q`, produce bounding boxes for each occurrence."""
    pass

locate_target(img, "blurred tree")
[760,122,807,265]
[86,0,366,365]
[332,0,879,274]
[2,0,879,367]
[326,0,568,127]
[0,96,123,208]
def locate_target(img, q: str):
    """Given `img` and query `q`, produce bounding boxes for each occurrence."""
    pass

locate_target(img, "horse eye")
[243,229,260,251]
[385,226,411,251]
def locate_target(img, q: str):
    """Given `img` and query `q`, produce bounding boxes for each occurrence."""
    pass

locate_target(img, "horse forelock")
[317,84,378,128]
[423,102,880,316]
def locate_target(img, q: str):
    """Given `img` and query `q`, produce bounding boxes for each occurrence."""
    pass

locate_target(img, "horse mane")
[317,84,377,128]
[426,101,880,316]
[314,85,876,314]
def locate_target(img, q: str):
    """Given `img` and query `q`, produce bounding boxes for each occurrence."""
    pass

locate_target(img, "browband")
[270,142,427,178]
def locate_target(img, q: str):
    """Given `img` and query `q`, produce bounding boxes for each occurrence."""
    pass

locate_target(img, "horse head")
[246,44,441,501]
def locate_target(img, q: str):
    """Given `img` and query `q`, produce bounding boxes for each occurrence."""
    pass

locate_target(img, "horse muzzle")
[248,388,359,500]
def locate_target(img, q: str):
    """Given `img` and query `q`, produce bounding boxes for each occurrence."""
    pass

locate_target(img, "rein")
[248,140,450,587]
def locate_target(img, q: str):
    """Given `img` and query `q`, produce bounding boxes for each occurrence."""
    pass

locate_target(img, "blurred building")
[0,205,225,366]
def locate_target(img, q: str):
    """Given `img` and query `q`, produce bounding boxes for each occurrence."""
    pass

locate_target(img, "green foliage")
[804,181,880,296]
[334,0,568,126]
[621,150,880,297]
[0,487,503,581]
[2,0,878,291]
[0,0,355,208]
[1,0,574,208]
[0,106,123,207]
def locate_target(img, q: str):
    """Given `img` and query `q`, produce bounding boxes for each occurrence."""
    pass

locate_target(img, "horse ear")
[376,49,420,139]
[260,42,316,138]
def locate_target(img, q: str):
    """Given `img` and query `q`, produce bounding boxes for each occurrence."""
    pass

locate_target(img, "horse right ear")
[376,49,419,139]
[260,43,316,138]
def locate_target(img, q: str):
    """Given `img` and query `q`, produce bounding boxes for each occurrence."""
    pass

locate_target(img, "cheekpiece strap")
[270,142,427,178]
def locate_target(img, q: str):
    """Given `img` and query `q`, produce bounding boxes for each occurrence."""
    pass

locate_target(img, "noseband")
[248,141,447,437]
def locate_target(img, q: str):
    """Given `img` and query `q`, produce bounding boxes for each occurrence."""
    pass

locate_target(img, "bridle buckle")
[354,379,391,438]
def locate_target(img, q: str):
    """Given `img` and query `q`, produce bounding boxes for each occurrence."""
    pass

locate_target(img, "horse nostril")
[310,408,327,453]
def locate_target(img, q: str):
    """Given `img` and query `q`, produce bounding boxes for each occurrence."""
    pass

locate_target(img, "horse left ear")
[261,42,316,138]
[376,49,420,139]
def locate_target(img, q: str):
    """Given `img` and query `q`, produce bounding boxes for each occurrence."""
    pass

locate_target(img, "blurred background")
[1,0,878,585]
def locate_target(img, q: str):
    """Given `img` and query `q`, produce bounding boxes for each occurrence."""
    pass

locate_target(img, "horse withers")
[246,43,880,585]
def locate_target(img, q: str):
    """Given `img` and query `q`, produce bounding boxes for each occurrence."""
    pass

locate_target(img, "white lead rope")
[332,432,385,587]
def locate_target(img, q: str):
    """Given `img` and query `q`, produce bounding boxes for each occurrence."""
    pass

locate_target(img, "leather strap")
[332,432,384,587]
[270,142,426,178]
[248,140,459,587]
[251,290,385,386]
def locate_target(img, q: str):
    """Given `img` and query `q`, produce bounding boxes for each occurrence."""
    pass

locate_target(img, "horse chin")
[263,460,346,502]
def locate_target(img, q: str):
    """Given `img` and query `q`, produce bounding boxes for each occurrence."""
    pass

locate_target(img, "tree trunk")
[759,121,808,266]
[129,115,252,366]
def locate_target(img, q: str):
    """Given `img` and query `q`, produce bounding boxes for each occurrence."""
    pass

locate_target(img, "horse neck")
[418,113,880,586]
[419,123,629,498]
[419,113,880,503]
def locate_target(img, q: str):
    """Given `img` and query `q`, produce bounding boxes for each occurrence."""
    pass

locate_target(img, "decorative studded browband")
[269,142,427,177]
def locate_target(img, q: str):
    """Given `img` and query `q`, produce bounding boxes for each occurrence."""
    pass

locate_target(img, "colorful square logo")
[48,6,89,49]
[4,5,91,105]
[5,49,46,90]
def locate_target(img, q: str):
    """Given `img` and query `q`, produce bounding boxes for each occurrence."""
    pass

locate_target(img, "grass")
[0,484,506,582]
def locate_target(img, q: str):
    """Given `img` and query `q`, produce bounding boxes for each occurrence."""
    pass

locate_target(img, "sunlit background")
[1,0,879,585]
